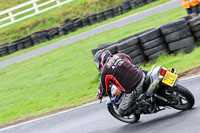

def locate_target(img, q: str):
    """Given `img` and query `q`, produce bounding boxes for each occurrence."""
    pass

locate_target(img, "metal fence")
[0,0,73,28]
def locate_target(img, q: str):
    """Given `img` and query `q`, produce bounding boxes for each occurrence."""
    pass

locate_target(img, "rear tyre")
[107,104,140,123]
[162,84,195,110]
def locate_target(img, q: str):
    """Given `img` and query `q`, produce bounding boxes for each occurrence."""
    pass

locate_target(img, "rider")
[94,49,147,116]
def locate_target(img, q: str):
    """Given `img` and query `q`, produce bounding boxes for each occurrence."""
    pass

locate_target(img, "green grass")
[0,0,173,63]
[0,0,29,11]
[0,6,194,125]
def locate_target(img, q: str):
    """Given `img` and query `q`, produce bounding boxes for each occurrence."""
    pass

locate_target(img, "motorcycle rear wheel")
[107,104,140,123]
[162,84,195,110]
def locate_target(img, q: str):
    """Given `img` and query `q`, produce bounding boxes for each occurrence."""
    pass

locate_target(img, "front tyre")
[107,104,140,124]
[162,84,195,110]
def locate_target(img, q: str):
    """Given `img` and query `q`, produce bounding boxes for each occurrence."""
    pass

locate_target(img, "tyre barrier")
[161,19,187,34]
[88,14,97,25]
[64,18,71,24]
[91,15,199,65]
[91,42,115,56]
[59,22,75,35]
[71,18,80,32]
[59,24,67,35]
[121,1,132,13]
[169,37,196,54]
[181,14,194,21]
[23,36,33,48]
[188,15,200,42]
[74,19,83,29]
[107,43,118,55]
[112,6,121,17]
[138,0,147,7]
[139,28,168,61]
[0,43,9,56]
[161,18,196,53]
[117,36,146,65]
[129,0,138,9]
[13,36,33,51]
[31,30,49,45]
[117,35,136,44]
[146,0,155,4]
[81,16,90,27]
[8,43,17,54]
[16,35,33,50]
[12,38,25,51]
[118,36,139,50]
[96,11,105,23]
[131,0,147,8]
[0,36,34,57]
[48,27,59,40]
[139,28,161,43]
[104,8,114,20]
[128,0,155,9]
[164,27,191,43]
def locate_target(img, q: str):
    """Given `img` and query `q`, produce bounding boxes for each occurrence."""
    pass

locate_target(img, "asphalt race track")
[0,0,182,68]
[0,76,200,133]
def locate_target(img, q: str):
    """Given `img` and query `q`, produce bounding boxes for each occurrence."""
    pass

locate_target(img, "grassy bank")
[0,0,171,45]
[0,0,29,11]
[0,6,193,125]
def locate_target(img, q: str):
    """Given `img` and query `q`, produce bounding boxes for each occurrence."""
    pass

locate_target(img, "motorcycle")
[105,65,195,123]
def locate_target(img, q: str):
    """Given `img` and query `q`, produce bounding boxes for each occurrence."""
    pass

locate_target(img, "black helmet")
[94,49,112,71]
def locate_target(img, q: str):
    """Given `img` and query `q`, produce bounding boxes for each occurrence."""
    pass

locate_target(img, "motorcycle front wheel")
[107,104,140,124]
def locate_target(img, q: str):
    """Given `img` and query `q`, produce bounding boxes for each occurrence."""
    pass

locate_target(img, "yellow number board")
[162,71,178,87]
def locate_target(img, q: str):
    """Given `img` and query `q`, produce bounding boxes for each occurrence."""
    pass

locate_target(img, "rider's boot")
[118,91,137,116]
